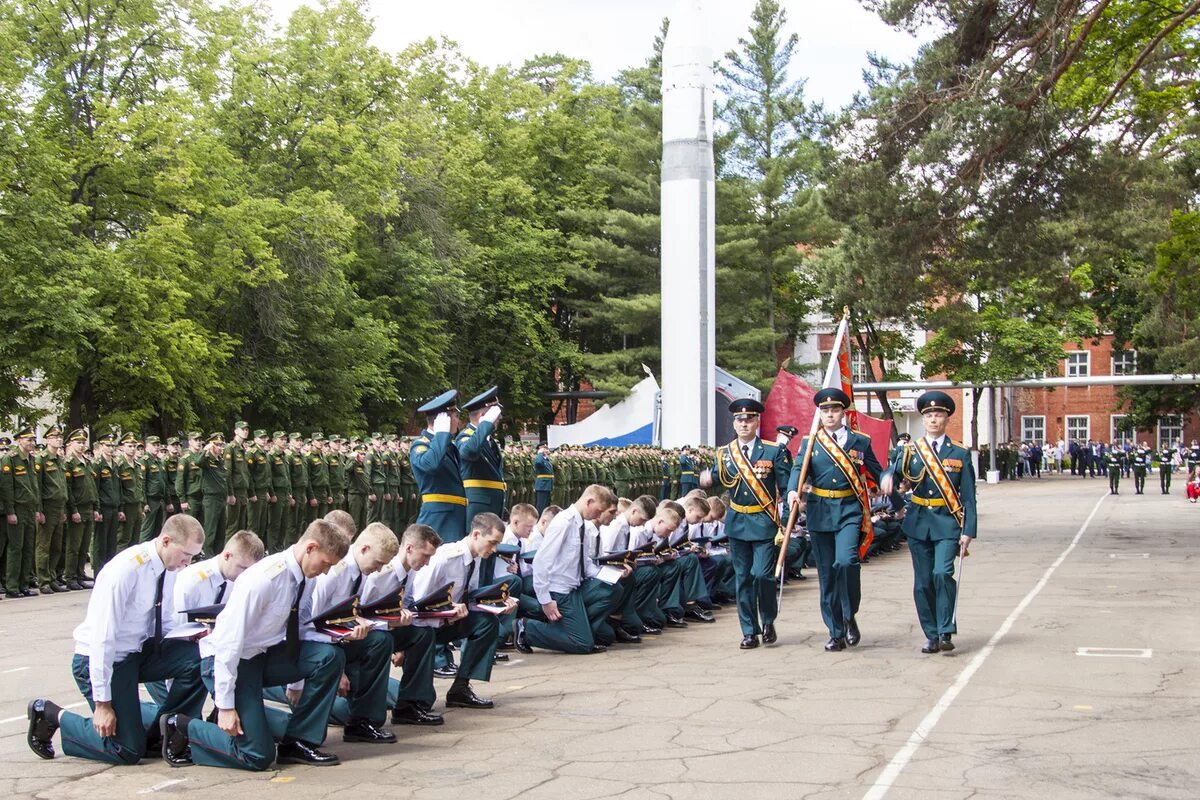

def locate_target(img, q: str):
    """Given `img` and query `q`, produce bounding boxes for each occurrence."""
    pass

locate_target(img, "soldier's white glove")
[483,405,502,425]
[433,412,452,434]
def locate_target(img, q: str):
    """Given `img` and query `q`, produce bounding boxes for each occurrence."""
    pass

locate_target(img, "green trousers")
[248,496,269,539]
[729,538,780,636]
[117,502,142,552]
[266,498,286,553]
[810,525,862,640]
[1160,466,1172,493]
[225,495,248,540]
[4,505,37,593]
[65,515,93,581]
[36,501,66,588]
[417,612,500,706]
[348,494,368,534]
[188,643,345,771]
[94,506,121,574]
[1108,467,1121,493]
[139,497,166,542]
[908,536,961,639]
[522,582,616,654]
[1134,467,1147,493]
[200,495,227,555]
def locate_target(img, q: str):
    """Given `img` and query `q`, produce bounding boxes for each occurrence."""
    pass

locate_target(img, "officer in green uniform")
[326,437,346,514]
[163,437,181,520]
[115,433,143,552]
[713,398,790,649]
[224,422,252,539]
[307,434,331,523]
[139,436,169,542]
[63,429,98,589]
[1104,444,1123,495]
[397,440,417,527]
[246,429,273,537]
[92,433,122,573]
[456,387,507,523]
[267,432,292,551]
[411,390,468,544]
[175,432,204,524]
[881,391,978,654]
[198,432,229,554]
[35,425,69,593]
[1,426,43,596]
[679,447,698,495]
[787,389,882,651]
[289,433,312,539]
[1158,442,1175,494]
[382,436,400,530]
[534,443,554,513]
[363,434,385,525]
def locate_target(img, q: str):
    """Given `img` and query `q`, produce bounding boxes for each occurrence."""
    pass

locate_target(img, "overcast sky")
[263,0,928,111]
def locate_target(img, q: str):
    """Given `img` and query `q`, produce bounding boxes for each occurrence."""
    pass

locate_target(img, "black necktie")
[152,570,166,654]
[577,521,586,582]
[462,558,476,600]
[287,578,305,662]
[214,580,227,605]
[742,444,750,461]
[350,572,362,597]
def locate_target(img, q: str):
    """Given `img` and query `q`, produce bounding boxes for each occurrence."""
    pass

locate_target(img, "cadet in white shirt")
[27,515,208,765]
[514,485,622,655]
[172,531,265,626]
[601,495,661,640]
[359,523,442,726]
[492,503,541,648]
[160,520,350,770]
[409,512,517,709]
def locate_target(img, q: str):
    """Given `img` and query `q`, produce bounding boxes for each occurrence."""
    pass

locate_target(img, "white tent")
[547,376,659,448]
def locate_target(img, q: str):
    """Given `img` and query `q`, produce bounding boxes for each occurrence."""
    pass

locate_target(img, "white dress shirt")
[360,553,413,608]
[500,528,536,578]
[201,548,308,710]
[73,542,173,703]
[298,552,365,643]
[628,524,653,550]
[172,556,229,628]
[709,521,728,555]
[531,504,598,605]
[410,541,483,629]
[926,434,946,452]
[599,516,631,555]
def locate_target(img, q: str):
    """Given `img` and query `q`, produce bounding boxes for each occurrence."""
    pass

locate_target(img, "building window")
[1021,415,1045,444]
[1066,415,1090,443]
[1112,349,1137,375]
[1111,415,1134,447]
[850,351,870,383]
[1065,351,1090,377]
[1158,415,1183,449]
[817,351,832,379]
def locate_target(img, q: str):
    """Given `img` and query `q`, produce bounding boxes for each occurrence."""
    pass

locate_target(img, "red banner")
[762,368,893,468]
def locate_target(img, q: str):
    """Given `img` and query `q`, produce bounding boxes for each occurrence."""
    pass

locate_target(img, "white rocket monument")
[660,0,716,448]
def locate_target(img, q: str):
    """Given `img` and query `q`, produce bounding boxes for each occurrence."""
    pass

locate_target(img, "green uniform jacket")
[326,453,345,499]
[65,456,98,516]
[289,451,311,502]
[163,455,180,508]
[269,447,292,499]
[38,450,69,505]
[142,455,168,500]
[197,452,228,497]
[346,454,370,494]
[247,444,273,498]
[715,439,790,541]
[534,453,554,492]
[116,454,144,504]
[308,452,330,498]
[94,456,122,508]
[0,450,43,511]
[225,441,251,494]
[886,438,978,540]
[788,431,883,532]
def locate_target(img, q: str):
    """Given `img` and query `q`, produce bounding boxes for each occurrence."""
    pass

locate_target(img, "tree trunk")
[69,372,94,430]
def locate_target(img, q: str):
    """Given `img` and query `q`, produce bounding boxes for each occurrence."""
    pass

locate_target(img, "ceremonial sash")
[914,437,966,529]
[814,428,872,539]
[726,441,780,527]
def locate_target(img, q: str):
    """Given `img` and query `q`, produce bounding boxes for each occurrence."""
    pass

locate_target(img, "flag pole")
[775,308,851,583]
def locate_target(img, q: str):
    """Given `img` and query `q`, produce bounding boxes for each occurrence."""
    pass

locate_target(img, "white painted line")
[501,658,525,666]
[0,700,88,725]
[863,491,1110,800]
[1076,647,1152,658]
[1,667,30,674]
[1108,553,1149,559]
[138,779,187,794]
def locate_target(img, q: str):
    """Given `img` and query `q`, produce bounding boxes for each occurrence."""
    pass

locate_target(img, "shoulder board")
[329,560,348,577]
[377,562,394,575]
[413,444,429,454]
[196,569,209,582]
[264,555,288,577]
[760,440,777,448]
[855,430,872,440]
[443,540,468,557]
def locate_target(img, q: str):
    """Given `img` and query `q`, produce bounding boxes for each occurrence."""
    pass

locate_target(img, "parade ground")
[1,475,1196,800]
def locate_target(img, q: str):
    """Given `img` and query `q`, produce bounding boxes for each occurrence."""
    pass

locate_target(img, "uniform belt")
[421,493,468,506]
[462,479,507,491]
[911,495,947,507]
[536,474,554,479]
[681,471,696,475]
[730,501,766,514]
[810,487,855,499]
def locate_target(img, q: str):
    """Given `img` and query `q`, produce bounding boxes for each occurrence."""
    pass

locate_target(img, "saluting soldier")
[880,391,978,654]
[116,433,144,553]
[139,436,169,542]
[36,425,70,593]
[224,422,252,539]
[456,387,507,523]
[93,433,122,572]
[534,443,555,513]
[787,389,883,651]
[712,398,790,649]
[1104,444,1124,495]
[2,426,44,597]
[197,433,230,555]
[1132,440,1152,494]
[64,429,98,590]
[410,391,468,544]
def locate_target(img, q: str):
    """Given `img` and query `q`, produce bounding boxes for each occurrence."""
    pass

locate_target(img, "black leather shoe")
[514,619,533,654]
[433,663,458,679]
[277,738,341,766]
[663,616,688,629]
[51,581,69,592]
[824,637,847,652]
[613,627,641,644]
[39,586,54,595]
[493,651,509,663]
[391,702,444,727]
[78,577,94,588]
[939,633,955,652]
[27,699,60,759]
[846,618,861,647]
[762,624,778,645]
[446,686,494,709]
[160,714,193,767]
[787,569,806,580]
[497,634,515,651]
[343,719,397,744]
[740,634,760,650]
[588,644,609,654]
[685,607,716,623]
[921,638,941,654]
[640,625,662,636]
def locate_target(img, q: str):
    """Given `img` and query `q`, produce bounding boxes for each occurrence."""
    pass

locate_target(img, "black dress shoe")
[445,685,494,709]
[433,663,458,679]
[497,634,515,651]
[78,577,94,588]
[514,619,533,654]
[51,581,69,592]
[640,625,662,635]
[493,652,509,662]
[762,624,778,645]
[939,633,955,652]
[846,618,861,647]
[276,738,341,766]
[18,589,36,597]
[65,581,84,591]
[921,638,941,654]
[740,634,760,649]
[391,702,444,727]
[824,637,847,652]
[787,569,806,580]
[343,719,397,744]
[613,627,641,644]
[160,714,193,767]
[39,586,54,595]
[663,616,688,629]
[685,607,716,623]
[27,699,60,759]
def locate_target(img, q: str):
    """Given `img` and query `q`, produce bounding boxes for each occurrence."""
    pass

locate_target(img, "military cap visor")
[207,432,226,444]
[187,431,204,440]
[44,425,64,438]
[144,435,161,445]
[14,427,35,440]
[253,429,268,438]
[234,421,249,430]
[417,389,459,416]
[917,390,956,416]
[68,428,88,443]
[166,436,181,445]
[463,386,499,412]
[97,433,116,444]
[120,433,139,445]
[814,387,851,409]
[272,431,287,439]
[728,397,765,416]
[776,425,799,437]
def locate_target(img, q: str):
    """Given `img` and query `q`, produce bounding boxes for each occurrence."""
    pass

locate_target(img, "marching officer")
[880,391,978,654]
